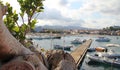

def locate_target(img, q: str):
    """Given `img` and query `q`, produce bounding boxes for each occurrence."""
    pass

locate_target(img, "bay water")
[32,35,120,70]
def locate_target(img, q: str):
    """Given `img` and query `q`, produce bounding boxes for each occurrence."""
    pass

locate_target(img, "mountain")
[34,25,91,32]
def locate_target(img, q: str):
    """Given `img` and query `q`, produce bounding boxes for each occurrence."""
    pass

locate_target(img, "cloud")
[2,0,120,29]
[59,0,68,6]
[36,8,84,26]
[37,8,62,20]
[26,0,120,29]
[81,0,120,16]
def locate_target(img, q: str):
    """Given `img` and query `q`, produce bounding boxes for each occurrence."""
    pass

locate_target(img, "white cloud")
[1,0,120,29]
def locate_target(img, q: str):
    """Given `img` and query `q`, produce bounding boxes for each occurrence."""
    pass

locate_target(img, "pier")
[71,39,92,68]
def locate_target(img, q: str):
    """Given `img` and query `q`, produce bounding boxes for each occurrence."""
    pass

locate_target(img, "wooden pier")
[71,39,92,68]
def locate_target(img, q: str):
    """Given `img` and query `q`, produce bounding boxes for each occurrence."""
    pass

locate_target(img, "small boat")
[95,47,107,52]
[96,37,110,42]
[71,38,83,44]
[87,48,96,52]
[52,36,61,39]
[53,45,73,51]
[106,44,120,47]
[28,37,42,40]
[87,47,107,52]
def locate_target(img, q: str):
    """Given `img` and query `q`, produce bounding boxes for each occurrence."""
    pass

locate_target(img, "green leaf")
[20,12,24,17]
[30,19,37,29]
[12,26,19,32]
[21,24,28,32]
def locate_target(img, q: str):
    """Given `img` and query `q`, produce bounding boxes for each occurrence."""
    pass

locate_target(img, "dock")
[71,39,92,68]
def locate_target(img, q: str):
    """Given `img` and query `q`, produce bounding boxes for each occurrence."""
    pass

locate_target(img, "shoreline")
[26,32,120,37]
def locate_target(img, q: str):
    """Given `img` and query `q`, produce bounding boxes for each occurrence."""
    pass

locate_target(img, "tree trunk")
[0,5,48,70]
[0,58,35,70]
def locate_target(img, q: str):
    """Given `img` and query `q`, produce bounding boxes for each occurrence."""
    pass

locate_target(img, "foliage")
[17,0,44,31]
[0,1,4,6]
[4,3,22,40]
[3,0,44,44]
[103,26,120,31]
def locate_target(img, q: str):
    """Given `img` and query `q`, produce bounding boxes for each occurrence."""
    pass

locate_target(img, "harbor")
[32,34,120,70]
[0,0,120,70]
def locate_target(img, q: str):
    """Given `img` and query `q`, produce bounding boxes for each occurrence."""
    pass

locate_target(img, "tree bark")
[45,50,77,70]
[0,59,35,70]
[0,5,48,70]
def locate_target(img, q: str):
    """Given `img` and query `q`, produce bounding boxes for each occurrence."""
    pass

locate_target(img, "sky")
[1,0,120,29]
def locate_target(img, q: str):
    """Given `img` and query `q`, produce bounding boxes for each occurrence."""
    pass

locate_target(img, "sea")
[31,34,120,70]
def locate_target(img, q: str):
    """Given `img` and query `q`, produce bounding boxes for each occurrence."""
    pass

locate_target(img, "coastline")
[26,32,120,37]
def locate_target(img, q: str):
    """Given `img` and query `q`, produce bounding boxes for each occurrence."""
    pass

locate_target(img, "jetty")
[71,39,92,68]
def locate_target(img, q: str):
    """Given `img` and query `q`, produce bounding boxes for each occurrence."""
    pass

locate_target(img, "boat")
[95,37,110,42]
[87,54,107,63]
[106,44,120,47]
[52,36,61,39]
[104,54,120,58]
[53,45,73,51]
[104,58,120,67]
[87,47,107,52]
[87,48,96,52]
[27,36,42,40]
[95,47,107,52]
[71,38,83,44]
[87,54,120,67]
[87,51,120,67]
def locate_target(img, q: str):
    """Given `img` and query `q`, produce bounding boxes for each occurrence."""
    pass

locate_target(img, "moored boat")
[53,45,73,51]
[87,48,96,52]
[87,51,120,67]
[87,47,107,52]
[52,36,61,39]
[71,38,83,44]
[95,47,107,52]
[96,37,110,42]
[106,44,120,47]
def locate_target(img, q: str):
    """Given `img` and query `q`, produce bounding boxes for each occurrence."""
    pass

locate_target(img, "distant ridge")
[34,25,94,32]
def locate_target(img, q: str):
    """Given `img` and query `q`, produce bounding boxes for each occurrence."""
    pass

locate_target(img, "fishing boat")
[53,45,73,51]
[71,38,83,44]
[95,37,110,42]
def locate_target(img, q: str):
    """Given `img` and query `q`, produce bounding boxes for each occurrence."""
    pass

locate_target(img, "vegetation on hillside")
[103,26,120,31]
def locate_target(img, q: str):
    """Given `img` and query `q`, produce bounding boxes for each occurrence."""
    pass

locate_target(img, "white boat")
[26,35,42,40]
[106,44,120,47]
[71,38,83,44]
[87,53,120,67]
[96,37,110,42]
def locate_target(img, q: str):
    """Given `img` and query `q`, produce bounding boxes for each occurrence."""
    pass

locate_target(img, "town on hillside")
[32,26,120,36]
